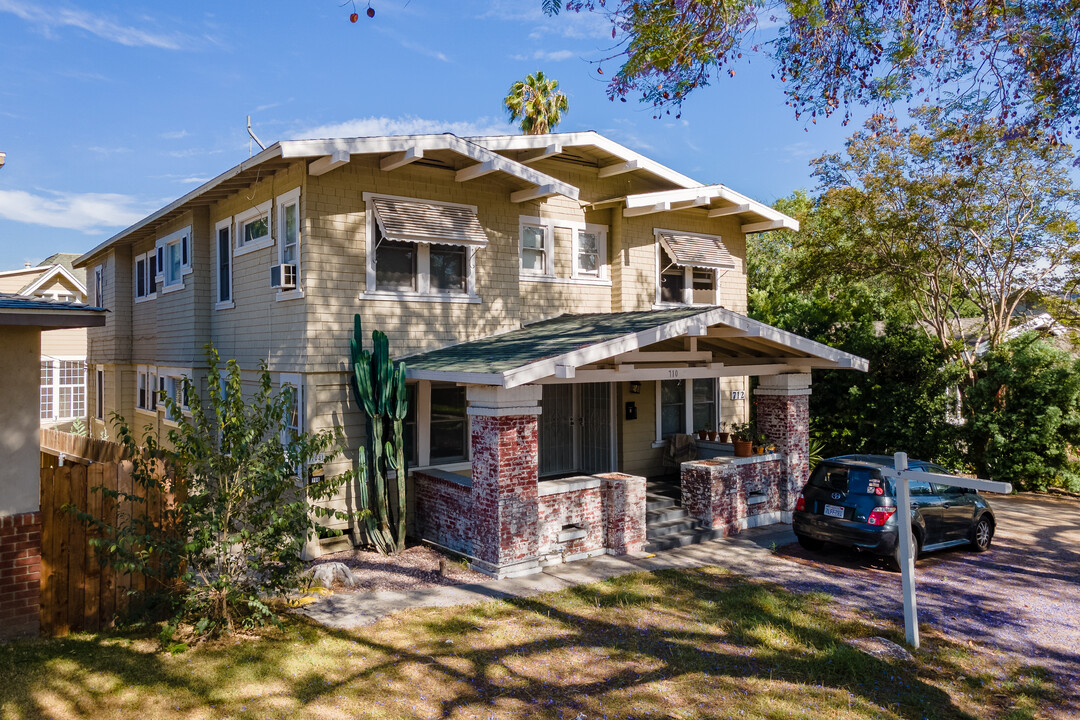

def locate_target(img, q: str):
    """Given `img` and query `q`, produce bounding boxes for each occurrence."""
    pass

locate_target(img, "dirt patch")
[309,543,487,593]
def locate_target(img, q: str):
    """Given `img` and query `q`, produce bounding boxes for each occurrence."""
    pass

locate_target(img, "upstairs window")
[364,193,485,300]
[574,228,604,278]
[519,221,550,275]
[276,188,302,296]
[94,265,104,307]
[134,251,157,301]
[235,201,272,254]
[215,218,232,305]
[654,229,734,306]
[156,227,192,290]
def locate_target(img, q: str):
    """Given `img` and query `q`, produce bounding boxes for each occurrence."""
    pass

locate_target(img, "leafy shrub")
[963,333,1080,491]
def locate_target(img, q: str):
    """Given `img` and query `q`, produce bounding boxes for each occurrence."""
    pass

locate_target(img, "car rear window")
[810,465,891,496]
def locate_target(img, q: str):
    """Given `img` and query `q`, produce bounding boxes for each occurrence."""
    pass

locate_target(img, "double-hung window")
[518,217,608,282]
[95,368,104,421]
[215,218,233,306]
[157,227,192,290]
[136,366,158,412]
[276,189,301,280]
[134,251,157,301]
[279,374,305,471]
[657,378,720,442]
[519,220,551,276]
[364,193,485,301]
[654,229,735,306]
[158,369,190,421]
[234,200,272,255]
[574,227,605,278]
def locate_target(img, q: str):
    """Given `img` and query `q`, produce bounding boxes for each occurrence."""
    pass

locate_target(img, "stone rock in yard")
[309,561,358,589]
[849,635,914,662]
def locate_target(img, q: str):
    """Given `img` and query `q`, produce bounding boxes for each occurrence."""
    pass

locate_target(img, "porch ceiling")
[403,307,868,388]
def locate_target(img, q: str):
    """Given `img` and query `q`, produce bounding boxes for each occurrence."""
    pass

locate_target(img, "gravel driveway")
[770,493,1080,719]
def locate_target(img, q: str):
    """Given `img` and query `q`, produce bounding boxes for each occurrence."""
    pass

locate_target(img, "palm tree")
[504,72,569,135]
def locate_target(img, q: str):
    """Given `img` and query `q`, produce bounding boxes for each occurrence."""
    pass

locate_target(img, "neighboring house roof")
[0,294,106,328]
[404,307,867,388]
[17,263,87,298]
[36,253,85,286]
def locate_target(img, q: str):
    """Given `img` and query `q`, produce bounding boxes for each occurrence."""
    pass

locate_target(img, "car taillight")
[867,507,896,526]
[795,493,806,512]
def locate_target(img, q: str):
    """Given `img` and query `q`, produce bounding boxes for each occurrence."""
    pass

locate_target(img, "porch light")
[629,381,642,394]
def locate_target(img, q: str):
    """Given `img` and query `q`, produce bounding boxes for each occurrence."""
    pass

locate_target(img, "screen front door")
[539,383,613,477]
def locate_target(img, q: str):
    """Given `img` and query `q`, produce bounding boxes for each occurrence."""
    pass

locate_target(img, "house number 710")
[667,369,681,378]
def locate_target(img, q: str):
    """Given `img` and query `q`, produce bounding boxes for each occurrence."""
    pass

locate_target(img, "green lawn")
[1,568,1054,719]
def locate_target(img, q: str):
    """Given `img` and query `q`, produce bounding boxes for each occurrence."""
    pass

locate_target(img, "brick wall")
[414,471,474,556]
[601,473,646,554]
[0,512,41,640]
[754,375,812,512]
[470,413,539,568]
[681,458,785,536]
[537,484,605,561]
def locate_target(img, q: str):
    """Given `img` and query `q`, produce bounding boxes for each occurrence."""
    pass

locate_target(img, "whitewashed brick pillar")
[466,384,542,576]
[754,373,812,513]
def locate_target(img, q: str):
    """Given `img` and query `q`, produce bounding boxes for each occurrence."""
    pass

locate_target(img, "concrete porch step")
[646,516,701,539]
[645,493,678,512]
[646,506,690,524]
[643,527,726,552]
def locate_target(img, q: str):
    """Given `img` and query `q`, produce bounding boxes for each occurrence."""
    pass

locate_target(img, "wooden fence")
[40,428,127,464]
[39,461,177,636]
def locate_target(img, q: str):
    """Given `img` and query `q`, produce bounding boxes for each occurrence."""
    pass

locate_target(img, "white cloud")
[160,129,189,140]
[177,176,211,184]
[511,49,576,62]
[292,115,516,140]
[480,0,610,40]
[0,189,153,233]
[0,0,187,49]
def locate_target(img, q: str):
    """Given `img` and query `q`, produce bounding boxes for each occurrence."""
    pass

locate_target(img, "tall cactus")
[350,314,409,555]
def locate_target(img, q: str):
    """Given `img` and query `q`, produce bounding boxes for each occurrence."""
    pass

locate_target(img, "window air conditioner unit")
[270,263,297,290]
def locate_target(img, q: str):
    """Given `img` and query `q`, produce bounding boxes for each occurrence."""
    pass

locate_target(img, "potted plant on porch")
[730,422,754,457]
[716,422,729,444]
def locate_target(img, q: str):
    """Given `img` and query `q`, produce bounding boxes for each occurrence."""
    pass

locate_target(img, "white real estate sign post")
[880,451,1012,649]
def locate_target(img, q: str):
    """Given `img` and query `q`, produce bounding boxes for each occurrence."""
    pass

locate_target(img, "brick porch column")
[754,373,812,514]
[466,384,542,577]
[0,512,42,640]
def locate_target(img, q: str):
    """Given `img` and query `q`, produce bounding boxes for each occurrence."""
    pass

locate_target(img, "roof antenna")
[247,115,266,156]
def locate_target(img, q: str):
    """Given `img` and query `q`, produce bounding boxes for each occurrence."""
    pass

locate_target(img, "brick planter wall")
[755,374,812,512]
[681,457,785,536]
[601,472,646,554]
[537,479,605,563]
[0,512,42,640]
[414,470,474,556]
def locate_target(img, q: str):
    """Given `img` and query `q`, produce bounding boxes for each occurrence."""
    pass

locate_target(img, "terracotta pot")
[717,432,730,443]
[707,431,717,441]
[697,430,708,441]
[733,439,752,457]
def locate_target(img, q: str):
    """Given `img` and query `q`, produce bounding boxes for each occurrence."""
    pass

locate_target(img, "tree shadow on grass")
[0,569,1001,720]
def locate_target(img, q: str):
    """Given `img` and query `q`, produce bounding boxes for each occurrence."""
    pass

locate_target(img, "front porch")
[406,308,864,578]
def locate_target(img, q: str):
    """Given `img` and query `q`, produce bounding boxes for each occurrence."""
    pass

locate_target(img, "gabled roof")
[404,307,867,388]
[18,263,87,298]
[75,134,579,268]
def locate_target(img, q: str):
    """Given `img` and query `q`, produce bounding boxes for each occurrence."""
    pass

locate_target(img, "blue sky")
[0,0,871,270]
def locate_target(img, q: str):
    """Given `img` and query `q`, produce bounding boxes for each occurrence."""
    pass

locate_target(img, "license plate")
[824,504,845,519]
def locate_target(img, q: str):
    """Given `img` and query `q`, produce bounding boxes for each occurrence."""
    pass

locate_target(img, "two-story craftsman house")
[75,131,865,577]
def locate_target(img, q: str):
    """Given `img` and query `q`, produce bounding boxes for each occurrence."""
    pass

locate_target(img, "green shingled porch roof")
[402,307,714,374]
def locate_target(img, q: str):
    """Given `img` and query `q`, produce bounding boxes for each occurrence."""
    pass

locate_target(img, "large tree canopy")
[544,0,1080,139]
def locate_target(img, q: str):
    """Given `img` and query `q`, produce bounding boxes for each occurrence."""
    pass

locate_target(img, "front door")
[539,383,613,477]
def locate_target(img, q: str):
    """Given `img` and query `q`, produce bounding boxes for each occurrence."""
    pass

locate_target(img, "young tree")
[812,108,1080,374]
[83,347,354,637]
[542,0,1080,141]
[504,71,570,135]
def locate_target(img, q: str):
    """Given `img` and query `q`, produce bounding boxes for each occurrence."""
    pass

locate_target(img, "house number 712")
[731,390,746,400]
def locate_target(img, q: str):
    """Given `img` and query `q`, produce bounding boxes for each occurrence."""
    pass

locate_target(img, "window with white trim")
[137,366,158,412]
[519,220,551,276]
[363,193,481,299]
[657,378,720,441]
[235,201,272,253]
[654,229,731,306]
[95,368,104,421]
[159,369,191,421]
[429,383,468,463]
[156,227,192,289]
[215,218,233,305]
[40,359,86,422]
[276,189,301,286]
[279,374,304,472]
[134,251,157,301]
[574,226,606,278]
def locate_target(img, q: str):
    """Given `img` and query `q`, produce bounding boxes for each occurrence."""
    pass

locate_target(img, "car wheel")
[797,534,824,552]
[892,528,919,570]
[970,516,993,552]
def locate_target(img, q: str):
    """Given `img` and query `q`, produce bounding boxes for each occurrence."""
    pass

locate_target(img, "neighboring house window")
[235,201,272,254]
[159,370,190,421]
[134,251,157,301]
[94,265,104,307]
[40,362,53,421]
[519,221,550,275]
[657,378,719,442]
[363,193,485,300]
[95,368,104,421]
[428,383,467,463]
[156,226,193,290]
[215,218,233,306]
[137,367,158,412]
[276,188,301,289]
[654,229,734,306]
[40,359,85,422]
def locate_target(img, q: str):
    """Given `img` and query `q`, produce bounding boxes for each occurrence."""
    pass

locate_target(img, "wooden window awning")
[369,196,489,248]
[658,232,735,270]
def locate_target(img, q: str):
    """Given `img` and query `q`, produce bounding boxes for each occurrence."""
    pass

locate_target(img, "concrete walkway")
[298,523,798,630]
